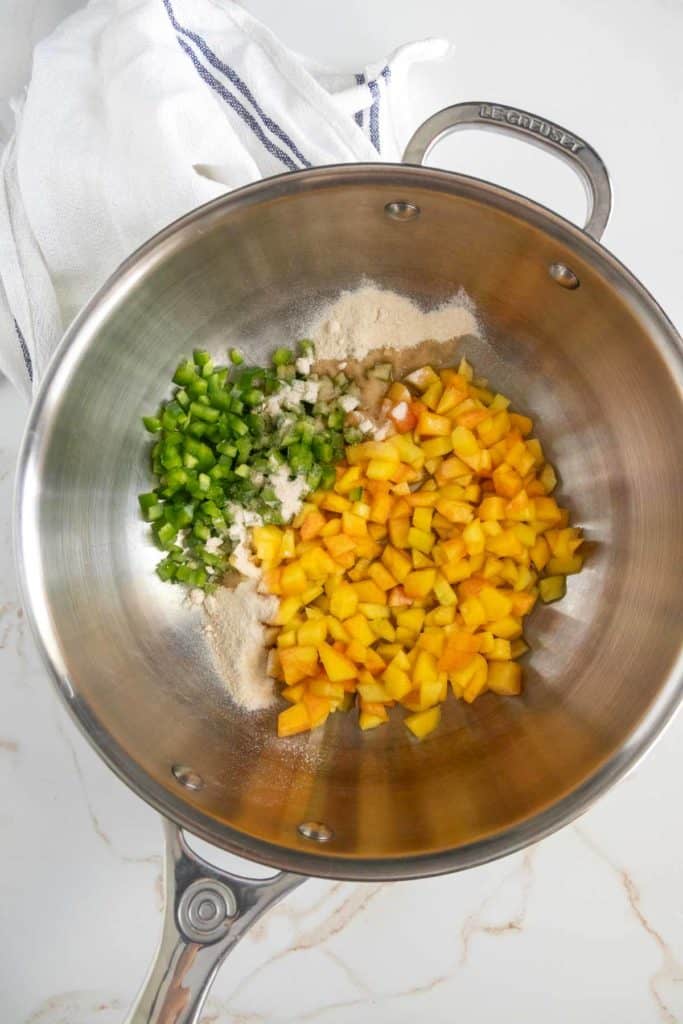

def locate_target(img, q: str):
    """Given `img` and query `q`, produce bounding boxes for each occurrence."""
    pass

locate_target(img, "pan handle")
[124,819,305,1024]
[403,101,612,241]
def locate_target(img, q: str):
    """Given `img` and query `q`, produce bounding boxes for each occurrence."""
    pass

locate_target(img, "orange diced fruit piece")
[382,546,412,582]
[329,583,359,620]
[368,561,397,591]
[539,575,566,603]
[303,694,332,729]
[404,569,437,598]
[279,560,307,596]
[417,411,452,436]
[360,710,388,730]
[404,706,441,740]
[487,661,522,695]
[277,703,311,738]
[279,645,319,685]
[318,642,357,681]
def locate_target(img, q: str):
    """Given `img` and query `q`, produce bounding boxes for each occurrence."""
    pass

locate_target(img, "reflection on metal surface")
[124,821,304,1023]
[403,101,612,241]
[549,263,581,289]
[298,821,334,843]
[384,200,420,221]
[172,765,204,791]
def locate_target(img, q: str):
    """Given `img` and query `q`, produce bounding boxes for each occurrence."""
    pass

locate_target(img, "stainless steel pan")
[15,103,683,1023]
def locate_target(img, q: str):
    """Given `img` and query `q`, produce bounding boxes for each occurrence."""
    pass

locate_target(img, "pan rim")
[14,162,683,880]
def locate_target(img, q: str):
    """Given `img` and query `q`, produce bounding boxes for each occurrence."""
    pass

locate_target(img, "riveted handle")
[124,820,305,1024]
[403,101,612,241]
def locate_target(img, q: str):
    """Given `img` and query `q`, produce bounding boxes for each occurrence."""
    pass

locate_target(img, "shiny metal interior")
[16,165,683,879]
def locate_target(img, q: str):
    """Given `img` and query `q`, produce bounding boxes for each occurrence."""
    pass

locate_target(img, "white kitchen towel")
[0,0,453,398]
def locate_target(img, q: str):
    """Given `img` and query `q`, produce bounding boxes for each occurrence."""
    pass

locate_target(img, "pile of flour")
[307,284,478,363]
[204,580,278,711]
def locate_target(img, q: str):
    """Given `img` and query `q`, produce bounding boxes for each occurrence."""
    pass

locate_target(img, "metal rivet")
[298,821,334,843]
[549,263,580,289]
[384,200,420,221]
[178,879,237,942]
[172,764,204,791]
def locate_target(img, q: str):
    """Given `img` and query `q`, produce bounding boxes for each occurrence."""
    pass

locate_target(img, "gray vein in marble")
[223,847,542,1019]
[460,847,536,965]
[575,824,682,1024]
[227,883,384,1005]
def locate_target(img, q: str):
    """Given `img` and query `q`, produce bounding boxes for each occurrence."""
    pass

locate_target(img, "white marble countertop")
[1,1,682,1021]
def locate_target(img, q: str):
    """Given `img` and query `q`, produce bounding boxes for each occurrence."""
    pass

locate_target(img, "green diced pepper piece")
[155,521,178,550]
[272,347,293,366]
[190,401,220,423]
[156,557,177,582]
[193,349,211,368]
[173,360,197,387]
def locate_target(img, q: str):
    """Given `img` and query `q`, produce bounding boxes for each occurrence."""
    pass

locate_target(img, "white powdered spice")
[308,284,478,362]
[270,466,308,521]
[204,579,279,710]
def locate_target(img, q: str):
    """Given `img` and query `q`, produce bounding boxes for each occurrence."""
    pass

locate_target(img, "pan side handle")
[403,101,612,241]
[124,819,305,1024]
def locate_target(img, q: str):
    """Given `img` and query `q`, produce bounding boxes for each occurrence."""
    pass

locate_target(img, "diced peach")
[407,527,435,554]
[297,618,328,647]
[274,596,303,626]
[436,498,474,524]
[309,678,345,700]
[323,533,357,560]
[278,565,309,598]
[463,655,489,703]
[368,561,397,591]
[344,613,375,646]
[318,642,357,681]
[277,703,311,738]
[281,683,305,703]
[509,412,533,436]
[279,645,319,685]
[489,616,523,639]
[487,661,522,695]
[335,466,362,494]
[417,630,445,657]
[352,579,387,604]
[341,510,368,537]
[388,518,411,548]
[492,463,523,498]
[479,585,513,621]
[404,706,441,739]
[329,583,358,620]
[302,694,332,729]
[404,569,437,598]
[319,492,352,514]
[382,546,412,582]
[369,491,393,524]
[417,410,452,437]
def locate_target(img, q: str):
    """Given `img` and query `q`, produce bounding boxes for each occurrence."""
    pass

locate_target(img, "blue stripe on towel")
[163,0,310,168]
[367,77,380,151]
[14,319,33,382]
[354,72,365,127]
[174,36,299,171]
